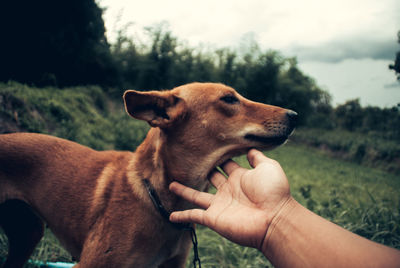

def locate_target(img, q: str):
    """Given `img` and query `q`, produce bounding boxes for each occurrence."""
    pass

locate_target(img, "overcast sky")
[98,0,400,107]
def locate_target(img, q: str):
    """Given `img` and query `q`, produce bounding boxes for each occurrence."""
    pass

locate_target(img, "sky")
[98,0,400,107]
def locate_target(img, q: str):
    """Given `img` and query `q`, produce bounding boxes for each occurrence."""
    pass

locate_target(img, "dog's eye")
[220,95,239,104]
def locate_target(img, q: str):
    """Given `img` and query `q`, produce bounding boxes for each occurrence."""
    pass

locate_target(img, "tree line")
[312,99,400,140]
[0,0,398,136]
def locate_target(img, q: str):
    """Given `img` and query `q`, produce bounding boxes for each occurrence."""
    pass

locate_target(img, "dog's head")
[124,83,297,179]
[124,82,296,150]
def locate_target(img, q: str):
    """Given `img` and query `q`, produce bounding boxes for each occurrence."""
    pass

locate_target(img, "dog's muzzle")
[286,110,298,135]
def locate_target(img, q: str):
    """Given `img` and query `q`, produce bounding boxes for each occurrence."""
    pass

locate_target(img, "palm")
[170,149,290,249]
[203,162,289,248]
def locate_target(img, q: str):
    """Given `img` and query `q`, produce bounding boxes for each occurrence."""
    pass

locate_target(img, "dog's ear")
[123,90,186,128]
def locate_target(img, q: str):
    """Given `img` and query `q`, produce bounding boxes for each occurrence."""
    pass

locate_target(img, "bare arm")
[264,197,400,267]
[169,149,400,267]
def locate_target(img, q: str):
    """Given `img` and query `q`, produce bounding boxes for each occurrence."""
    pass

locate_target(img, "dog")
[0,82,297,267]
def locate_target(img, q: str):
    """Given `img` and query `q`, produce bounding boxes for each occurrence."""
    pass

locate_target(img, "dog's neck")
[133,127,217,210]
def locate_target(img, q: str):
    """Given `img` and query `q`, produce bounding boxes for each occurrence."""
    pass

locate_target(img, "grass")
[269,142,400,208]
[0,81,149,151]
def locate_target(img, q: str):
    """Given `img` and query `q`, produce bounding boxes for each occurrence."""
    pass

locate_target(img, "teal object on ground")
[28,260,75,268]
[42,262,75,268]
[1,258,75,267]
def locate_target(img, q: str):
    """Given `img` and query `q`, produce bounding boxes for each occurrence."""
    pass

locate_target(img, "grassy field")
[1,142,399,267]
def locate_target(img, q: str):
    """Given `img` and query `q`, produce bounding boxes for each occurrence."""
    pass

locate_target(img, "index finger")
[169,181,213,209]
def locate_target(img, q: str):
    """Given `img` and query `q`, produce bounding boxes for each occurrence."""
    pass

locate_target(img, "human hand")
[169,149,293,250]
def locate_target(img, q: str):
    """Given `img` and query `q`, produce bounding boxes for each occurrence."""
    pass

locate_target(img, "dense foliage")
[334,99,400,139]
[311,99,400,140]
[0,0,117,87]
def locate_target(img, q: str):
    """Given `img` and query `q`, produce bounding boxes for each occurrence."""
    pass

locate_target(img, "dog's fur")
[0,83,296,267]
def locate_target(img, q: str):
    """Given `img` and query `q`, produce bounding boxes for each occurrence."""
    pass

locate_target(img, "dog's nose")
[286,110,298,126]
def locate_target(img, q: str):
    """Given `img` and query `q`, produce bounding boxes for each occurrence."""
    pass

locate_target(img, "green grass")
[269,142,400,207]
[0,81,149,151]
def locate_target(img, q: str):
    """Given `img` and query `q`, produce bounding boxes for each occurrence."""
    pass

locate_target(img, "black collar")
[142,179,191,230]
[142,179,202,267]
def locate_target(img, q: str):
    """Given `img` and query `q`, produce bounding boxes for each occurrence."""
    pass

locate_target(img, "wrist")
[260,196,300,255]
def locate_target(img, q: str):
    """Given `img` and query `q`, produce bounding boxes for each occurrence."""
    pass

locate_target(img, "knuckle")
[269,159,279,166]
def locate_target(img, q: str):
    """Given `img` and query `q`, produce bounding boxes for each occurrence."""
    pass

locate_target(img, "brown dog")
[0,82,297,267]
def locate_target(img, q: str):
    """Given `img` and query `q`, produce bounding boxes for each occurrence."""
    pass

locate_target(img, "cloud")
[285,37,399,63]
[100,0,400,66]
[384,82,400,89]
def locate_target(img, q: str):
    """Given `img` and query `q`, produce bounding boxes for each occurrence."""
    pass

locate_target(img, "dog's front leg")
[159,232,193,268]
[158,253,189,268]
[76,227,156,268]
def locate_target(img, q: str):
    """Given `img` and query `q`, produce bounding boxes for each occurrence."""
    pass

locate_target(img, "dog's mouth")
[244,134,288,145]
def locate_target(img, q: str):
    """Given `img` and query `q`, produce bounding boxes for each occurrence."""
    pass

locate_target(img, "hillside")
[0,81,148,151]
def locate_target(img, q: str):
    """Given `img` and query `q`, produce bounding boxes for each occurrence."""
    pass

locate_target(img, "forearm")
[262,197,400,268]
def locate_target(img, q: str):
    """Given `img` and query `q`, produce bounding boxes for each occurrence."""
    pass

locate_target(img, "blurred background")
[0,0,399,267]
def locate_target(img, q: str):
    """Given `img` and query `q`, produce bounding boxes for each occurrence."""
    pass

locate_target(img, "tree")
[276,58,333,126]
[334,99,364,131]
[0,0,117,87]
[389,31,400,81]
[239,51,283,103]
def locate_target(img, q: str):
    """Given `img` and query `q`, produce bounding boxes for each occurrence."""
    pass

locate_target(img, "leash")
[142,179,201,268]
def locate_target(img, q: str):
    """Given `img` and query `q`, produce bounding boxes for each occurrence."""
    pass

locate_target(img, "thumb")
[247,149,274,168]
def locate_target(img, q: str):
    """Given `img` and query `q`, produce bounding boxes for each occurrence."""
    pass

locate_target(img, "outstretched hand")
[169,149,292,250]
